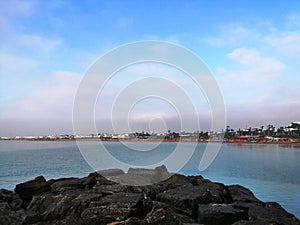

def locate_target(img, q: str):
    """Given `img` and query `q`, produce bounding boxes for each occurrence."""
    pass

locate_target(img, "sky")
[1,0,300,136]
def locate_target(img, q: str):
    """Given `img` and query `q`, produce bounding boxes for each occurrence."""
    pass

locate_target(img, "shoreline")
[1,138,300,145]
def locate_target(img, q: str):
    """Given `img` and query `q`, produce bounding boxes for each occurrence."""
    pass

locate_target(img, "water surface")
[0,141,299,218]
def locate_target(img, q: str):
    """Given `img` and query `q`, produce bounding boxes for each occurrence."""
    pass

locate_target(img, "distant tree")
[224,126,230,139]
[199,131,204,138]
[260,126,265,136]
[248,127,252,136]
[266,124,275,136]
[277,127,285,136]
[202,132,209,139]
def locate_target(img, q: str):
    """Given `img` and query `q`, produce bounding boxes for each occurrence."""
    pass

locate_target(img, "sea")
[0,140,299,218]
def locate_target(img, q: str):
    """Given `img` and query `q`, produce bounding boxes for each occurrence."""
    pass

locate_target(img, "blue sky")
[1,0,300,136]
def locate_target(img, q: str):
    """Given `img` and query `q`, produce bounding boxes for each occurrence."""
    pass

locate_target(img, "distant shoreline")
[1,138,300,145]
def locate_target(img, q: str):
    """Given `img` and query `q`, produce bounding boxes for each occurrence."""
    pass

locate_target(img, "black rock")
[50,172,112,193]
[107,217,143,225]
[0,202,23,225]
[233,201,300,225]
[143,202,183,225]
[15,176,51,207]
[140,173,191,199]
[0,188,23,210]
[81,192,144,224]
[0,166,298,225]
[25,189,103,222]
[156,181,230,217]
[97,168,125,177]
[227,185,259,203]
[0,189,14,202]
[198,203,248,225]
[232,220,283,225]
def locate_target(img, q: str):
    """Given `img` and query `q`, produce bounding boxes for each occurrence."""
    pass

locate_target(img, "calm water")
[0,141,299,218]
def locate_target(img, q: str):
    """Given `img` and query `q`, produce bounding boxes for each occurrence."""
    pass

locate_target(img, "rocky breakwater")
[0,165,299,225]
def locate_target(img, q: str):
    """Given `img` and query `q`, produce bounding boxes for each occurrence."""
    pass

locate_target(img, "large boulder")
[143,202,183,225]
[49,172,112,193]
[49,178,82,192]
[156,181,230,216]
[24,189,102,223]
[140,173,193,199]
[0,188,23,210]
[97,168,125,178]
[0,202,23,225]
[233,201,300,225]
[198,203,248,225]
[109,165,171,186]
[15,176,51,207]
[93,183,126,195]
[81,192,144,224]
[107,202,184,225]
[227,185,259,203]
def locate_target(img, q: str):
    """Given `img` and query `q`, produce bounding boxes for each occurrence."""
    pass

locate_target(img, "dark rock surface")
[198,203,248,225]
[15,176,51,208]
[0,166,299,225]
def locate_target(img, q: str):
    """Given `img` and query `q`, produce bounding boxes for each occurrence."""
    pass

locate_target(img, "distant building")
[285,122,300,135]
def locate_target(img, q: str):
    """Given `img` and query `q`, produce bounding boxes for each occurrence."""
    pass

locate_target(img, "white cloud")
[0,0,37,16]
[264,32,300,58]
[0,1,61,55]
[228,48,285,76]
[3,71,81,120]
[0,52,37,74]
[202,15,300,127]
[17,34,61,54]
[130,112,176,122]
[287,13,300,28]
[203,23,260,46]
[0,0,36,34]
[96,62,208,114]
[226,99,300,129]
[203,17,300,59]
[215,48,286,108]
